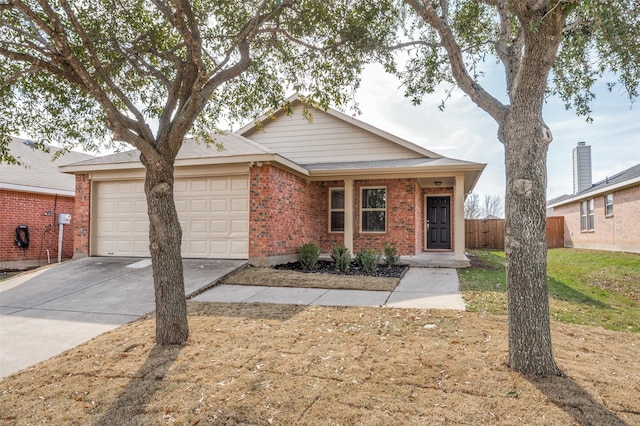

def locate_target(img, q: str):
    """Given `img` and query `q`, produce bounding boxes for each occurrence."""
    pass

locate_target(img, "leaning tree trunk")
[142,156,189,345]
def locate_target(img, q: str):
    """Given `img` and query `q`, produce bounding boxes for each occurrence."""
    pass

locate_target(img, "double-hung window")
[581,199,595,231]
[361,187,386,233]
[605,194,614,216]
[329,188,345,232]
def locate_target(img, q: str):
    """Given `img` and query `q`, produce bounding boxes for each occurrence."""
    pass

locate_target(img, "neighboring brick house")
[0,137,94,269]
[547,142,640,253]
[60,96,486,267]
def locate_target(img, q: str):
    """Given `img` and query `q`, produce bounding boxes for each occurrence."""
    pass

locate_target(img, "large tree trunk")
[143,156,189,345]
[501,110,561,376]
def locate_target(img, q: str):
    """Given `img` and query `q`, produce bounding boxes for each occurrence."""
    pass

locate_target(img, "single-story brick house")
[1,137,94,269]
[60,98,486,267]
[547,142,640,253]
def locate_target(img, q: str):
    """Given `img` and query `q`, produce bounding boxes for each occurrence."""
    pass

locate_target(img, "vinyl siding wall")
[244,108,423,164]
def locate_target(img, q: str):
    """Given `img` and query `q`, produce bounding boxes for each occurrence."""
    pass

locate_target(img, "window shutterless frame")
[329,188,345,233]
[360,187,386,233]
[605,194,613,216]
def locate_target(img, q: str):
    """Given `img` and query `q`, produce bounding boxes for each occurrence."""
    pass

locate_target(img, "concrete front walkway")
[192,267,466,310]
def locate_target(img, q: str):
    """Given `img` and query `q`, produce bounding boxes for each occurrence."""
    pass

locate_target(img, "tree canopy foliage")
[392,0,639,375]
[0,0,397,344]
[0,0,395,161]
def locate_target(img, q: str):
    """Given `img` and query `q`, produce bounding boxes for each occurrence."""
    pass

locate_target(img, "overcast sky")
[352,63,640,200]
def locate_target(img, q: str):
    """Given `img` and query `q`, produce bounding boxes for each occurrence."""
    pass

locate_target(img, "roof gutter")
[0,182,75,197]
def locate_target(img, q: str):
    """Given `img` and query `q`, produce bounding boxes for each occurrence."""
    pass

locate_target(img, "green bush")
[298,243,320,271]
[331,244,351,272]
[355,248,382,275]
[383,243,401,267]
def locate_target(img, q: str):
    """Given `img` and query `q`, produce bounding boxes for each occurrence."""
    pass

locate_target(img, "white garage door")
[94,176,249,258]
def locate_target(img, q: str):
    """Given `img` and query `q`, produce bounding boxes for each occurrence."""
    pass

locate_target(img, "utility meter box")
[58,213,72,224]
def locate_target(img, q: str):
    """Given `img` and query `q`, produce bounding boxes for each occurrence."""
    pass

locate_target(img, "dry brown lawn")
[1,302,639,425]
[222,267,400,292]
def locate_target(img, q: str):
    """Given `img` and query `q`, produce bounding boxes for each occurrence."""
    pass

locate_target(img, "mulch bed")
[274,260,409,279]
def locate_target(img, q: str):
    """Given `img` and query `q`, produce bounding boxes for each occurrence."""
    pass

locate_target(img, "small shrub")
[355,248,382,275]
[383,243,401,267]
[331,244,351,272]
[298,243,320,271]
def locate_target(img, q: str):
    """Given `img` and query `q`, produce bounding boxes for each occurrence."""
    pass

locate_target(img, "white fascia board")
[307,163,485,179]
[0,182,75,197]
[547,176,640,208]
[59,161,142,174]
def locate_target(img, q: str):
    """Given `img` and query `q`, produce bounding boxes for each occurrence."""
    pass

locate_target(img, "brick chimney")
[573,141,592,194]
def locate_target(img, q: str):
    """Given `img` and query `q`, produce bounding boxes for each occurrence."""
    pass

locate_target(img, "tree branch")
[404,0,508,123]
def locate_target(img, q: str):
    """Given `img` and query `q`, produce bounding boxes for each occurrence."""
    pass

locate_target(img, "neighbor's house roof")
[547,163,640,208]
[0,137,95,196]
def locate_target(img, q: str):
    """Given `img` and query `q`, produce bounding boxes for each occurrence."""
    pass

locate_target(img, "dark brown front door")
[427,196,451,250]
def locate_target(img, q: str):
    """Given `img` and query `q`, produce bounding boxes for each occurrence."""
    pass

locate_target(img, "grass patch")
[459,248,640,332]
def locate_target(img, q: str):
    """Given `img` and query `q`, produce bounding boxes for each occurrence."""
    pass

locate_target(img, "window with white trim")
[329,188,345,232]
[605,194,613,216]
[581,199,595,231]
[361,187,386,233]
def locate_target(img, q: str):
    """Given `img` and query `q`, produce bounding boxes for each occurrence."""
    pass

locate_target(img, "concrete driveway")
[0,257,245,378]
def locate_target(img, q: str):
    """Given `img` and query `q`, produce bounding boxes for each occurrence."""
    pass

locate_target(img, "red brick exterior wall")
[0,189,75,267]
[72,165,459,264]
[554,184,640,253]
[73,174,91,258]
[352,178,420,256]
[249,165,325,261]
[248,169,424,263]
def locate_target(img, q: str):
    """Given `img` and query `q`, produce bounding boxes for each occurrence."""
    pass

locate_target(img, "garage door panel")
[94,176,248,258]
[231,220,247,233]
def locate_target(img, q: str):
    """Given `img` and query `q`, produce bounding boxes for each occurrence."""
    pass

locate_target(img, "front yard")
[1,248,639,425]
[459,248,640,332]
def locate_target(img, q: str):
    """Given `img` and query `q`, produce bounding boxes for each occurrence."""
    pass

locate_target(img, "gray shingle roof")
[0,137,95,194]
[69,133,272,167]
[548,163,640,207]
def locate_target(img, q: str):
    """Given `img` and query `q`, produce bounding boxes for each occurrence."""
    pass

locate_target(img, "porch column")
[344,178,354,254]
[454,174,465,260]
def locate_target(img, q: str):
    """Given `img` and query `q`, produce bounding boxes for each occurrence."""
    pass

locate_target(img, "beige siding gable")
[243,107,425,164]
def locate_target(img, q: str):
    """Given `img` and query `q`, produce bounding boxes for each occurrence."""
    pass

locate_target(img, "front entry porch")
[402,251,470,268]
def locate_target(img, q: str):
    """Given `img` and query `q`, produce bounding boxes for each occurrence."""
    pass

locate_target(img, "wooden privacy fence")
[465,217,565,250]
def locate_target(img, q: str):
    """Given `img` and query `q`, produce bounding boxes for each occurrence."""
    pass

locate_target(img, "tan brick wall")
[0,189,75,267]
[554,184,640,253]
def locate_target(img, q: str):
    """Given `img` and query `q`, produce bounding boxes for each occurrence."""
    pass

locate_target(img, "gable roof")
[0,137,95,196]
[548,163,640,208]
[60,99,486,195]
[237,93,442,162]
